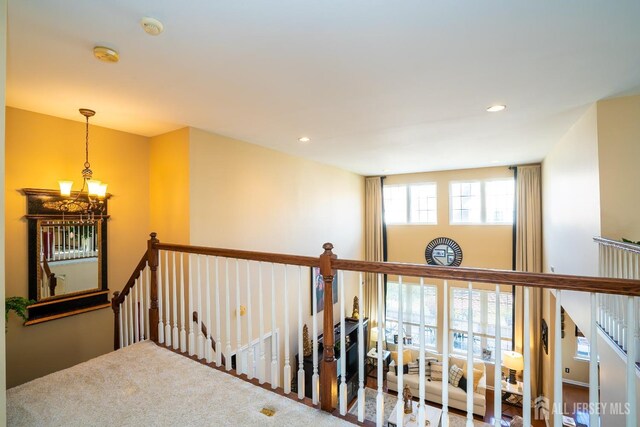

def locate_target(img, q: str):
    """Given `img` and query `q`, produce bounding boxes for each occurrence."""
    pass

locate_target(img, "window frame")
[385,281,438,350]
[383,182,438,225]
[449,178,515,225]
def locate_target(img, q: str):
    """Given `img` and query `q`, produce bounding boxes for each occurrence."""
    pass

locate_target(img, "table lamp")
[370,327,379,347]
[503,350,524,385]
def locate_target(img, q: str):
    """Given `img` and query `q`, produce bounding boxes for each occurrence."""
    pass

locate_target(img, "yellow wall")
[561,311,589,384]
[150,127,190,244]
[597,94,640,241]
[1,0,7,419]
[4,107,150,387]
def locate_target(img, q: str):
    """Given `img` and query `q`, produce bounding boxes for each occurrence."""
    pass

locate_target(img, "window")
[450,179,514,224]
[485,179,515,224]
[385,282,437,349]
[383,183,437,225]
[576,336,590,359]
[450,182,481,224]
[450,287,513,361]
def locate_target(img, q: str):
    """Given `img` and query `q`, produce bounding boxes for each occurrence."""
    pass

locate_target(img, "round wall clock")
[425,237,463,267]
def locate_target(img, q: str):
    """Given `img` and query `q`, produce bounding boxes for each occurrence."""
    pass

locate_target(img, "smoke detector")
[93,46,119,63]
[141,17,164,36]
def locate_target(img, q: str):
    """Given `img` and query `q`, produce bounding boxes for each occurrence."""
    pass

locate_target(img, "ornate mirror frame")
[22,188,110,325]
[424,237,463,267]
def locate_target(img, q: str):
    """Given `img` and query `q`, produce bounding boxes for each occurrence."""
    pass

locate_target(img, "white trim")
[562,378,590,388]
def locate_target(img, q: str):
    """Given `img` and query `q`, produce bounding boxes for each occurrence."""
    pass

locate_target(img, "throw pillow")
[391,349,413,365]
[394,364,410,375]
[408,361,419,375]
[457,375,467,391]
[471,368,483,390]
[448,365,464,387]
[430,361,443,381]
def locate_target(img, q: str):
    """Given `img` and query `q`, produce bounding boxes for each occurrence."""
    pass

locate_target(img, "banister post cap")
[322,242,334,253]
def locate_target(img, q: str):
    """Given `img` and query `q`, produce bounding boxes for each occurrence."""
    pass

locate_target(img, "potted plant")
[5,296,34,331]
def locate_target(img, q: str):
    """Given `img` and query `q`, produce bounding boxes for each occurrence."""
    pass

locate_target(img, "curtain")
[364,177,385,346]
[514,165,543,398]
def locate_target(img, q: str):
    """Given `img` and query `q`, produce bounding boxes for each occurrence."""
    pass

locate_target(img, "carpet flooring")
[7,341,352,427]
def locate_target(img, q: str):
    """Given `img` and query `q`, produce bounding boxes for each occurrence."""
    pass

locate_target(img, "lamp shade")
[503,350,524,371]
[59,181,73,196]
[87,180,102,196]
[370,327,378,342]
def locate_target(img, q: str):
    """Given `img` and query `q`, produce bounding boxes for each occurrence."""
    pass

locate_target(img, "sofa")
[386,349,487,417]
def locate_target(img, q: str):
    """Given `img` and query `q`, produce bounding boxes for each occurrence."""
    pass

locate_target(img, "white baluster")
[118,300,124,349]
[225,258,232,371]
[270,264,278,389]
[339,270,347,415]
[128,286,134,346]
[626,296,637,427]
[312,267,319,405]
[357,272,365,422]
[197,255,204,359]
[215,257,222,366]
[172,252,179,350]
[396,275,404,427]
[246,261,254,379]
[466,282,474,427]
[494,284,502,427]
[236,260,243,372]
[145,267,151,340]
[205,256,213,363]
[554,290,562,427]
[164,251,171,347]
[297,266,305,399]
[179,253,186,352]
[523,287,531,426]
[133,279,139,343]
[258,262,266,383]
[376,273,384,427]
[589,293,600,427]
[418,277,426,427]
[139,270,145,340]
[188,254,195,356]
[122,292,129,347]
[442,280,449,427]
[284,266,291,394]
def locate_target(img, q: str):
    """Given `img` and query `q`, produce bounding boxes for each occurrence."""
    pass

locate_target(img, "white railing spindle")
[357,272,365,422]
[339,270,347,415]
[179,253,186,353]
[133,279,139,343]
[188,254,195,356]
[164,251,171,347]
[312,267,319,405]
[466,282,474,427]
[214,257,222,366]
[418,277,426,427]
[494,284,502,427]
[172,252,179,350]
[284,266,291,394]
[205,256,213,363]
[139,271,145,340]
[145,267,151,340]
[258,263,266,384]
[118,301,124,349]
[297,266,305,399]
[523,286,531,426]
[196,255,204,359]
[442,280,449,427]
[236,260,242,372]
[553,290,562,427]
[225,258,232,371]
[376,273,384,427]
[589,292,600,427]
[246,261,254,379]
[158,251,164,344]
[270,264,278,389]
[626,296,637,427]
[396,275,404,427]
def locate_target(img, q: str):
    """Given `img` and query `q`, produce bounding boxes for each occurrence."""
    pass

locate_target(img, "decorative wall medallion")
[424,237,463,266]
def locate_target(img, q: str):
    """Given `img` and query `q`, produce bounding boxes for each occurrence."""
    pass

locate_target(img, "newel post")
[111,291,120,351]
[319,242,338,412]
[148,232,160,343]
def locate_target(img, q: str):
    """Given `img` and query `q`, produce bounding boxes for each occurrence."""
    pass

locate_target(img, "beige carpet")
[7,341,352,427]
[348,387,491,427]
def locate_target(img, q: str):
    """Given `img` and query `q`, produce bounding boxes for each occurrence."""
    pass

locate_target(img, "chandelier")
[57,108,108,218]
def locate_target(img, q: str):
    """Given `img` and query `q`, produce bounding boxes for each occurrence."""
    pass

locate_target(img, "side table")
[366,348,391,378]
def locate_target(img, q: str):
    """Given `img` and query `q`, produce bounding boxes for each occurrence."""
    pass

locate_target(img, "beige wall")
[5,107,150,387]
[561,310,589,384]
[188,128,365,383]
[542,104,601,277]
[1,0,7,419]
[597,94,640,241]
[150,127,190,244]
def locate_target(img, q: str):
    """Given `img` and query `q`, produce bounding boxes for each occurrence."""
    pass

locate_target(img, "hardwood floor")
[364,375,589,426]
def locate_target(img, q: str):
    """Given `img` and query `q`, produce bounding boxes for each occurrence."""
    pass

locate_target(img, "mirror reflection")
[37,220,101,300]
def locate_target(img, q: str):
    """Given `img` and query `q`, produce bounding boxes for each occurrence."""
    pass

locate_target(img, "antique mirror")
[23,188,110,324]
[424,237,463,267]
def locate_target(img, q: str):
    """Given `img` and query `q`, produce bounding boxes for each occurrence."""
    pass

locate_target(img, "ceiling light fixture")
[57,109,108,220]
[93,46,119,63]
[487,105,506,113]
[140,17,164,36]
[298,137,311,143]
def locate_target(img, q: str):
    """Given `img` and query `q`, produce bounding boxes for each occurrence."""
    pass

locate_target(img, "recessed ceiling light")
[382,169,391,173]
[93,46,119,63]
[298,137,311,143]
[487,105,506,113]
[141,17,164,36]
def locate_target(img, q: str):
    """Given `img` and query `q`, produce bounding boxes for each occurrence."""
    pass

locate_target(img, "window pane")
[485,179,515,224]
[451,182,481,224]
[576,336,590,358]
[385,282,438,349]
[383,185,408,224]
[410,183,437,224]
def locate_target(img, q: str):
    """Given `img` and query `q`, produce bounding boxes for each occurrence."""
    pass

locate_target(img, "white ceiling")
[7,1,640,175]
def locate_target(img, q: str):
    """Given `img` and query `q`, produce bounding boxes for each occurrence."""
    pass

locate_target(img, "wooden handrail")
[192,311,226,366]
[332,259,640,296]
[154,242,319,268]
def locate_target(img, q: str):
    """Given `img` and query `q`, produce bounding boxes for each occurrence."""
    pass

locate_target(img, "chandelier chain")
[84,115,90,169]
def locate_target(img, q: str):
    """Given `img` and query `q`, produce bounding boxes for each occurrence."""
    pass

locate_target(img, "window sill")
[573,356,590,362]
